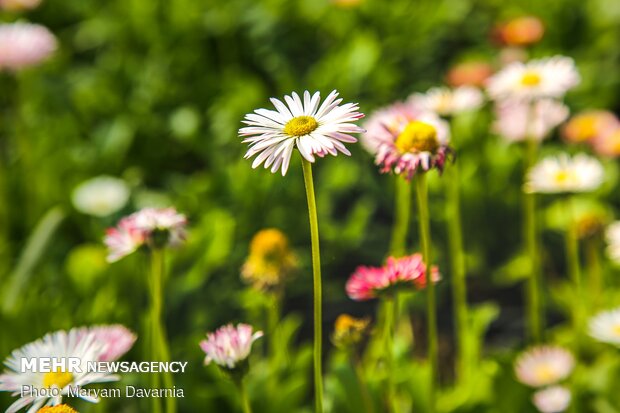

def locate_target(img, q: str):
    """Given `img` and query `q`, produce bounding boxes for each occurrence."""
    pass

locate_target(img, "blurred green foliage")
[1,0,620,411]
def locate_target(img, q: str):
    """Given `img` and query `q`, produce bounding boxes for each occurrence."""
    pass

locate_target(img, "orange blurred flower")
[496,16,545,47]
[562,110,620,143]
[446,61,493,87]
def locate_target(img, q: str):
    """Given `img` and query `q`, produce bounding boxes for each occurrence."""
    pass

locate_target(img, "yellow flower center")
[43,370,73,389]
[521,72,542,86]
[553,170,571,185]
[613,324,620,336]
[37,405,78,413]
[572,116,597,141]
[283,116,319,137]
[395,121,439,154]
[533,364,557,383]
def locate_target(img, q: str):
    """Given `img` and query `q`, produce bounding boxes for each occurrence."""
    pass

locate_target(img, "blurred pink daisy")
[361,102,452,179]
[78,325,137,362]
[104,217,146,262]
[346,253,440,301]
[239,90,365,176]
[104,207,187,262]
[493,99,569,143]
[486,56,580,101]
[200,324,263,370]
[0,23,56,71]
[533,386,571,413]
[514,346,574,387]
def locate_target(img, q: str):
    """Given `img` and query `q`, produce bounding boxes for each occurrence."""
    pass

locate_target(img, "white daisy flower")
[589,307,620,345]
[486,56,580,101]
[71,176,130,217]
[239,90,365,176]
[514,346,574,388]
[533,386,571,413]
[605,222,620,265]
[0,329,119,413]
[408,86,484,117]
[524,153,604,194]
[494,99,569,143]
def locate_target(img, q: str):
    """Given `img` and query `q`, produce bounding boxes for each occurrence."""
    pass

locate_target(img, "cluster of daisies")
[0,1,57,71]
[512,307,620,413]
[0,325,135,413]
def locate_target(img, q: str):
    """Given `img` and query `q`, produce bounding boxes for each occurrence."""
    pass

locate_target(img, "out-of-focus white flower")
[200,324,263,370]
[486,56,580,101]
[514,346,574,387]
[239,90,365,176]
[605,222,620,265]
[0,23,56,71]
[532,386,571,413]
[0,329,119,413]
[524,154,604,194]
[0,0,42,11]
[408,86,484,117]
[493,99,569,142]
[589,306,620,345]
[71,176,130,217]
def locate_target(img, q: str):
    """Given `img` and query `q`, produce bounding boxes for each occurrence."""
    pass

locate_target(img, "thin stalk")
[150,249,176,413]
[236,379,253,413]
[382,296,397,412]
[149,250,163,413]
[445,156,469,383]
[390,177,412,257]
[267,291,282,359]
[523,136,542,343]
[585,236,602,308]
[564,197,583,328]
[301,158,324,413]
[352,353,375,413]
[415,173,437,412]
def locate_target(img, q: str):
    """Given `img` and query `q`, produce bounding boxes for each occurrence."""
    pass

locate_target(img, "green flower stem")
[390,177,412,257]
[383,296,397,412]
[149,249,163,413]
[523,137,542,343]
[150,248,176,413]
[565,197,583,328]
[236,378,253,413]
[267,291,282,359]
[301,158,324,413]
[585,236,602,308]
[445,154,470,383]
[415,173,437,412]
[352,353,375,413]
